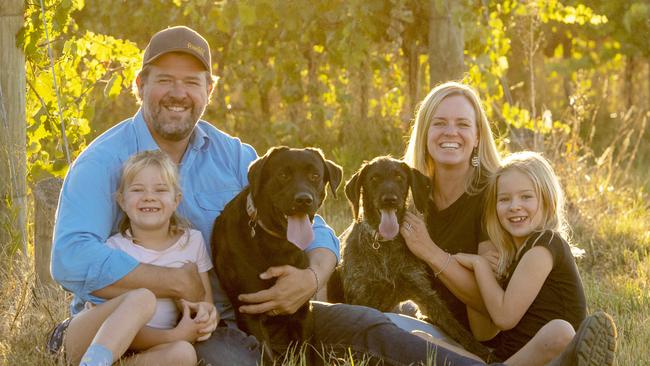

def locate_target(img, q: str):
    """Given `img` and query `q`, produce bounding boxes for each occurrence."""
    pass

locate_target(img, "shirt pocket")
[195,189,241,214]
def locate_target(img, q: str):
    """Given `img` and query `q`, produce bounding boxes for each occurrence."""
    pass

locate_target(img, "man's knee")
[313,301,391,328]
[195,327,261,366]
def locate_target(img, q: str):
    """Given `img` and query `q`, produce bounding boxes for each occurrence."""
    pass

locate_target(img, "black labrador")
[212,146,342,361]
[328,156,492,360]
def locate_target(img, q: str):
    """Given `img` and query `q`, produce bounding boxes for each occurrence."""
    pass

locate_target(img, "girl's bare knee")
[124,288,157,318]
[546,319,576,354]
[168,340,197,366]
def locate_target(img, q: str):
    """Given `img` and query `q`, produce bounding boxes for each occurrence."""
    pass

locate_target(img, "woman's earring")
[471,147,480,167]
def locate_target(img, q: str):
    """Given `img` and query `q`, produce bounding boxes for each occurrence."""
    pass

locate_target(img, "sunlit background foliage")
[22,0,649,182]
[2,0,649,364]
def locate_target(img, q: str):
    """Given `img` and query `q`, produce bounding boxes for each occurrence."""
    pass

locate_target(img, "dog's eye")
[310,173,321,182]
[395,175,404,181]
[369,176,379,184]
[278,172,290,181]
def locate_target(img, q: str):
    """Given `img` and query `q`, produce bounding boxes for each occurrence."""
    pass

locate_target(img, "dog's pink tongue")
[379,209,399,240]
[287,214,314,250]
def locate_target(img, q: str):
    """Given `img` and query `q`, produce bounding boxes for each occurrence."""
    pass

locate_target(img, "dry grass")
[2,111,648,365]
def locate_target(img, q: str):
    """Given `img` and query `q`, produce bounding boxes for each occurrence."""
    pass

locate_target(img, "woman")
[400,81,501,332]
[393,82,616,366]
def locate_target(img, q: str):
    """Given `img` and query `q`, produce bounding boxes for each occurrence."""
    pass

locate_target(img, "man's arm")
[238,215,339,315]
[92,262,204,301]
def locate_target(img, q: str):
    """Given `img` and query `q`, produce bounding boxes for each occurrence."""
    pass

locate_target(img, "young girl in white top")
[64,150,216,366]
[455,151,616,365]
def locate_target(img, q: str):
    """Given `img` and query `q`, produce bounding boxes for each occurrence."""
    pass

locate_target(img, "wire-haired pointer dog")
[328,156,492,360]
[212,146,342,361]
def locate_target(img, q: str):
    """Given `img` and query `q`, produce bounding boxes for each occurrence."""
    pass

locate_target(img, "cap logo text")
[187,42,205,56]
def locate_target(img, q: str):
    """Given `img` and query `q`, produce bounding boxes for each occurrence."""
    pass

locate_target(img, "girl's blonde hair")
[404,81,501,194]
[116,150,189,237]
[485,151,569,278]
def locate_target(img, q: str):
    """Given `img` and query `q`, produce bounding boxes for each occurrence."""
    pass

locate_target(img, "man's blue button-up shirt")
[51,110,340,319]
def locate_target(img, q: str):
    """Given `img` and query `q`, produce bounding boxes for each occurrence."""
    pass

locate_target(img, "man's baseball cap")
[142,26,211,73]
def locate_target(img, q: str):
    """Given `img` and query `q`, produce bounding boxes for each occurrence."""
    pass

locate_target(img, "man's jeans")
[195,301,498,366]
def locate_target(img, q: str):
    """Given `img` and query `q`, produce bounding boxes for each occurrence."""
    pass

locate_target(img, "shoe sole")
[576,311,617,366]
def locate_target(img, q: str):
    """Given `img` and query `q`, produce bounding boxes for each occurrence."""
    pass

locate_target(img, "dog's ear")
[403,162,431,214]
[324,160,343,198]
[248,146,288,199]
[306,148,343,198]
[344,164,366,220]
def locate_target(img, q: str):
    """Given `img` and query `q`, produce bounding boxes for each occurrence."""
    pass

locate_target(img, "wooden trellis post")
[0,0,27,254]
[34,178,63,286]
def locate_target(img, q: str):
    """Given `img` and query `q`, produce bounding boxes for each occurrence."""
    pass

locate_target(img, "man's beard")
[146,96,205,141]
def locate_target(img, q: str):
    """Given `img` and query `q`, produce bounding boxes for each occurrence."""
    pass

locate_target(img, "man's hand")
[238,265,315,316]
[176,262,205,302]
[183,300,219,342]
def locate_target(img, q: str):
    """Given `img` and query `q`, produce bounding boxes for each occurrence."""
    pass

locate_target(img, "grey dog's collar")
[359,221,394,250]
[245,193,284,240]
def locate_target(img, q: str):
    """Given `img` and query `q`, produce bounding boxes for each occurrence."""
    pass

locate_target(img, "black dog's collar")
[246,193,285,240]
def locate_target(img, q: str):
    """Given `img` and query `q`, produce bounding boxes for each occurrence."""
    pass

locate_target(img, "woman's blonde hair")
[115,150,189,237]
[485,151,569,278]
[404,81,501,193]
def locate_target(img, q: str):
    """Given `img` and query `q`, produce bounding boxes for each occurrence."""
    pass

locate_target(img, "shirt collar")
[133,109,210,152]
[133,109,160,151]
[188,121,210,151]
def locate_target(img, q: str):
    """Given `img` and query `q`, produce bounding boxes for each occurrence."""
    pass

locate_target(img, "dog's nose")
[381,195,399,206]
[294,192,314,206]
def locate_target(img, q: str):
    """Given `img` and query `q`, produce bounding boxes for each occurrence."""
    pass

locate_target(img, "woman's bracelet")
[307,267,319,297]
[434,252,452,278]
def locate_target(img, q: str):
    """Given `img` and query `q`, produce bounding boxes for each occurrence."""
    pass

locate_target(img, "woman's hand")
[400,211,436,261]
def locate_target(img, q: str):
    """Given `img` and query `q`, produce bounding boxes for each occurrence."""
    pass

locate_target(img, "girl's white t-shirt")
[106,229,213,329]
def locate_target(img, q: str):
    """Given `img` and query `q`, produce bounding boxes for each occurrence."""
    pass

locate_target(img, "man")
[50,26,611,366]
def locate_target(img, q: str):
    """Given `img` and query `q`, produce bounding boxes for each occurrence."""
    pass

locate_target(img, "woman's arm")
[401,212,487,313]
[456,246,553,330]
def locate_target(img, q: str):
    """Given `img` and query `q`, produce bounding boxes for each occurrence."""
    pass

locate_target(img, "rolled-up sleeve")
[51,155,139,307]
[306,215,340,262]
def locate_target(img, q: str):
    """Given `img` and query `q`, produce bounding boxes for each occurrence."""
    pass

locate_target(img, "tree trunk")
[428,0,464,87]
[358,60,369,122]
[624,55,635,110]
[34,178,62,286]
[403,41,420,125]
[0,0,26,255]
